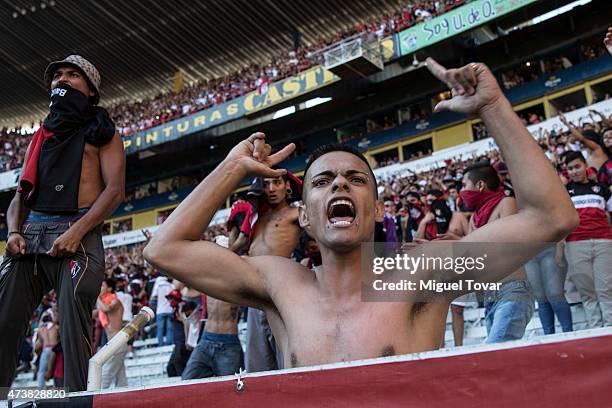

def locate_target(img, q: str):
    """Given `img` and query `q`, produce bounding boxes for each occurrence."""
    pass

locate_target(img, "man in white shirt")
[115,278,134,356]
[115,278,133,323]
[151,276,174,346]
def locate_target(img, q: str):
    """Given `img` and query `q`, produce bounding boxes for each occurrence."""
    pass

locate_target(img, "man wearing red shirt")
[564,151,612,328]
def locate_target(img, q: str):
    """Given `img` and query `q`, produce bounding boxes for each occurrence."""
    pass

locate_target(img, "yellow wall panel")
[132,211,158,230]
[433,122,472,151]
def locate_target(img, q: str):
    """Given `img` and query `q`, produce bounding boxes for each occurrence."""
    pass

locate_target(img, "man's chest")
[253,213,281,234]
[280,302,416,367]
[251,211,298,251]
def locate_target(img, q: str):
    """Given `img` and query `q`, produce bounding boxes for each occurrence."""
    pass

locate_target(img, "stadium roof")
[0,0,399,127]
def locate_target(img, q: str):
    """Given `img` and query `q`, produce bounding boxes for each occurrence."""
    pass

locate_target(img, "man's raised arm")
[425,58,579,284]
[143,133,295,308]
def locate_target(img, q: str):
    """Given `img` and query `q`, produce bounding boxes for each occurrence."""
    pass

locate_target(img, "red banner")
[92,332,612,408]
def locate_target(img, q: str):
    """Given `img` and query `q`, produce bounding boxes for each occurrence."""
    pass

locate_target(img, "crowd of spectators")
[501,37,609,91]
[108,0,470,137]
[374,108,610,228]
[0,128,32,171]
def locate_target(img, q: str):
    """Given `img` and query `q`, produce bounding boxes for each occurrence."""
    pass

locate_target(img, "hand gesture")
[426,58,503,115]
[225,132,295,178]
[604,27,612,56]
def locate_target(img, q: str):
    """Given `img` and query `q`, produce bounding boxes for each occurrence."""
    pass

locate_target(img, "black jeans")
[167,343,192,377]
[0,222,104,397]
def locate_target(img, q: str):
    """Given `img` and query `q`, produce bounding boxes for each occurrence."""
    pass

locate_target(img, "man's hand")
[6,233,26,258]
[558,112,570,126]
[224,132,295,178]
[425,58,503,115]
[142,229,153,243]
[434,231,462,241]
[604,27,612,55]
[412,237,430,244]
[47,228,84,257]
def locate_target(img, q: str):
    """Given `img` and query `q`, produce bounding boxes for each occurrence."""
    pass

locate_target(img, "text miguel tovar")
[372,279,502,293]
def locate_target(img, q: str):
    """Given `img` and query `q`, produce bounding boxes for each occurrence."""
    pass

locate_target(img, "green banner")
[398,0,538,56]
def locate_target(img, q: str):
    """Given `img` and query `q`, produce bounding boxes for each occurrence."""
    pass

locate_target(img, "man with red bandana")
[461,161,534,343]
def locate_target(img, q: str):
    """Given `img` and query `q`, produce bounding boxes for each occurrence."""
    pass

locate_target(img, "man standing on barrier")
[0,55,125,396]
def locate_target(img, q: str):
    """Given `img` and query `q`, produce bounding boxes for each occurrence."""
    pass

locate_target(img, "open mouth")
[327,198,356,227]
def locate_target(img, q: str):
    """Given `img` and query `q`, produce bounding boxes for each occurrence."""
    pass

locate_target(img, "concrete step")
[125,353,172,367]
[126,375,183,388]
[133,337,159,349]
[126,364,166,379]
[130,345,174,357]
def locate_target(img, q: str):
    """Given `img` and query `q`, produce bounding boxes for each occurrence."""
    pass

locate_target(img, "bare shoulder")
[285,205,300,221]
[497,196,518,215]
[247,255,312,283]
[246,255,315,297]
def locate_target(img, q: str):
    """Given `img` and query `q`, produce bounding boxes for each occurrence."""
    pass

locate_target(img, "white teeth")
[332,220,352,226]
[331,199,354,209]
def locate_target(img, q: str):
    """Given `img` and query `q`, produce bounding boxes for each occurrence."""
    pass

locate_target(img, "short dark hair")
[303,144,377,198]
[104,278,116,293]
[564,151,586,164]
[464,161,500,191]
[182,301,197,314]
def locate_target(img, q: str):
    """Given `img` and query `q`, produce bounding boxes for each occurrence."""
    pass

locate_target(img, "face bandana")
[458,189,484,212]
[46,86,93,128]
[460,189,506,228]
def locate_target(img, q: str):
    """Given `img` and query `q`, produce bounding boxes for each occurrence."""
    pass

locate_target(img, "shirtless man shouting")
[144,58,578,367]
